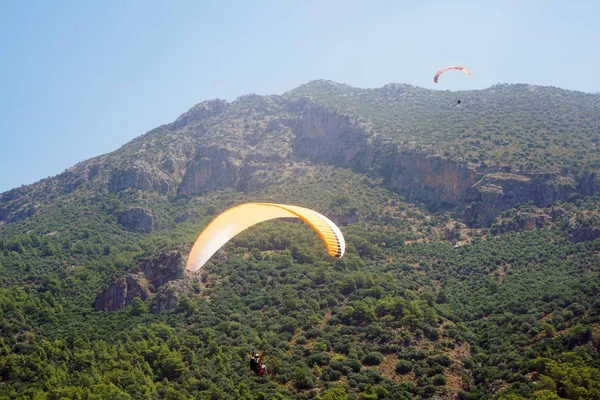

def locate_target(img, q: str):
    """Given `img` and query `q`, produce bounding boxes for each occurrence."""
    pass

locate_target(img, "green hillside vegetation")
[2,163,600,399]
[2,82,600,399]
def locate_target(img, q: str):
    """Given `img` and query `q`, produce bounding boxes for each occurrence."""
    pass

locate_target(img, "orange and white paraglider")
[186,203,346,272]
[434,66,471,83]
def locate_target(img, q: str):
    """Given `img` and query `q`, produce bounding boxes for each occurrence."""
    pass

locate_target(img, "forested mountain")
[1,81,599,399]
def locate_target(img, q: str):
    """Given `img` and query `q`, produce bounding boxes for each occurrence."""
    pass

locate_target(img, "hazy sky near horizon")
[1,0,599,193]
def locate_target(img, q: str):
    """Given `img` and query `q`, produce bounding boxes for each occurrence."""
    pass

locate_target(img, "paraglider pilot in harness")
[249,352,267,376]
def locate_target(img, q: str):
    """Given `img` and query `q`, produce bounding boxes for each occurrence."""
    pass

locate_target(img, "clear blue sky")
[1,0,599,193]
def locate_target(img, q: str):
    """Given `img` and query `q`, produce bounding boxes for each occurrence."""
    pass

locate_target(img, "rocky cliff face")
[118,207,154,233]
[94,275,148,311]
[140,251,183,288]
[94,251,185,312]
[383,151,478,208]
[465,173,580,225]
[291,103,373,169]
[151,280,193,314]
[179,146,245,195]
[286,104,597,227]
[108,163,171,194]
[383,153,595,226]
[104,100,600,230]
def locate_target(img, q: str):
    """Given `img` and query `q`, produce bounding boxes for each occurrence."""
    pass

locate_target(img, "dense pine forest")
[1,81,600,399]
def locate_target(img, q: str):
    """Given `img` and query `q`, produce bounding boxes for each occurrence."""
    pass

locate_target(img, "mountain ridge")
[2,80,599,229]
[4,80,598,195]
[2,80,600,399]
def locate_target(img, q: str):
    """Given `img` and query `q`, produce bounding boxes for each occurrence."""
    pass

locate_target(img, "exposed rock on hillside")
[292,104,373,169]
[109,163,170,194]
[179,146,244,195]
[550,206,567,219]
[466,173,577,225]
[118,207,154,233]
[95,251,185,312]
[151,280,192,313]
[0,187,37,224]
[94,275,147,311]
[383,151,477,208]
[140,251,183,288]
[172,99,229,129]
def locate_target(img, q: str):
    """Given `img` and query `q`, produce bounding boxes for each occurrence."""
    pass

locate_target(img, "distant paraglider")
[185,203,346,272]
[434,66,471,83]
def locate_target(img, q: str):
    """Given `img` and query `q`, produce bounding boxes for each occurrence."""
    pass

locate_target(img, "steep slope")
[284,81,600,224]
[3,81,599,229]
[1,81,600,399]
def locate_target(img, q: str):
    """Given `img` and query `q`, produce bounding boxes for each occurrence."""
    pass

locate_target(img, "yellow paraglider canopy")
[186,203,346,272]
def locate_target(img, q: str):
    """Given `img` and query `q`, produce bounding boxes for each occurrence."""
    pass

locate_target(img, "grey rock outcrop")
[140,251,183,288]
[466,173,577,226]
[172,99,229,129]
[152,290,179,313]
[94,275,148,311]
[118,207,154,233]
[109,164,170,194]
[179,146,244,195]
[151,280,192,313]
[94,251,185,312]
[383,150,478,209]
